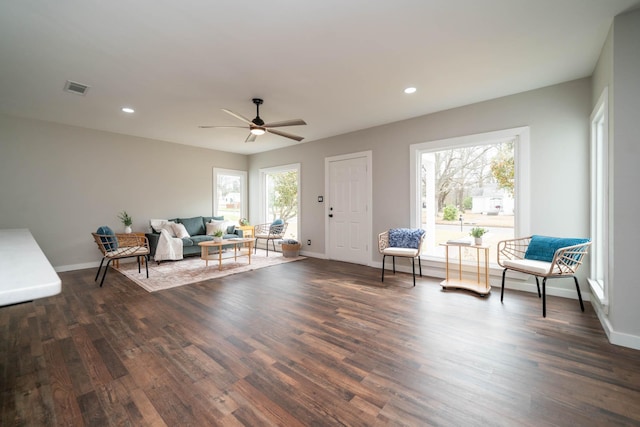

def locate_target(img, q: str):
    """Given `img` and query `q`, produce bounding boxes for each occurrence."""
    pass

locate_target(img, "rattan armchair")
[253,221,288,256]
[497,236,591,317]
[378,229,425,287]
[92,232,150,287]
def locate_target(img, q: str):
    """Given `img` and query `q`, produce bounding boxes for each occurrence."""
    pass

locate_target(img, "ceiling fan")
[199,98,306,142]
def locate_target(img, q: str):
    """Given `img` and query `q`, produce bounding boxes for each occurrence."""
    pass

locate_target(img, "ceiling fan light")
[251,128,266,136]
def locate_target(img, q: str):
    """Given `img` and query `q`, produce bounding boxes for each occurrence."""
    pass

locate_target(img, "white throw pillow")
[173,222,190,239]
[207,219,226,235]
[159,221,177,237]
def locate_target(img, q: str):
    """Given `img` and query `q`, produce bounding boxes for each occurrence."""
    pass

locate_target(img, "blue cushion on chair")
[389,228,425,249]
[524,235,590,262]
[96,226,118,251]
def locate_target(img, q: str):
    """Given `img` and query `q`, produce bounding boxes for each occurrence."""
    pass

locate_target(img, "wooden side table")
[440,242,491,296]
[237,225,254,239]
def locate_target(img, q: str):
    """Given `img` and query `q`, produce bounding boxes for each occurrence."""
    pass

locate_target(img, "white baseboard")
[591,298,640,350]
[299,250,326,259]
[55,261,99,272]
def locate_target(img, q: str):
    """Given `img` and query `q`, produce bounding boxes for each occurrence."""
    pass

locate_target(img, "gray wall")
[250,78,591,268]
[611,9,640,342]
[0,114,247,269]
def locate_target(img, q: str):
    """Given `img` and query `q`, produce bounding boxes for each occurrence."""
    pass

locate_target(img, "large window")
[410,127,530,265]
[213,168,247,222]
[589,88,609,309]
[259,163,300,240]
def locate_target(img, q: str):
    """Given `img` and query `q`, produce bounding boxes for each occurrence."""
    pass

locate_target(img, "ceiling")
[1,1,638,155]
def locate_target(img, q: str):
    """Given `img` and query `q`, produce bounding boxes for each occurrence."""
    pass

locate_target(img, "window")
[259,164,300,240]
[589,88,609,309]
[213,168,247,222]
[410,127,530,265]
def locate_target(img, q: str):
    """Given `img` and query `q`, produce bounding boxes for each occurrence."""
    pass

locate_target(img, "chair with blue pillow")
[253,219,288,256]
[92,226,150,287]
[378,228,426,287]
[497,235,591,317]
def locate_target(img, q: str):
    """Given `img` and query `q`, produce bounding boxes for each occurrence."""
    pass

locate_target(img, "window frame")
[258,163,301,240]
[409,126,530,264]
[212,167,247,221]
[588,87,609,310]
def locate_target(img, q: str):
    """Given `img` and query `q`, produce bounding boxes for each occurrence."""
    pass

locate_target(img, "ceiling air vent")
[63,80,90,95]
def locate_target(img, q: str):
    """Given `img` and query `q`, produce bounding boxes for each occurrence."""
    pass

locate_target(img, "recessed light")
[121,107,135,113]
[404,87,417,94]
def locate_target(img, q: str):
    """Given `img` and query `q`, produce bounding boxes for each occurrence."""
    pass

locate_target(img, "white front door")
[326,152,371,265]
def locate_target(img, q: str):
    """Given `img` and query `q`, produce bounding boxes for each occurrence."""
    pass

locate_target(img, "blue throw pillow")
[389,228,425,249]
[96,226,118,251]
[524,235,590,262]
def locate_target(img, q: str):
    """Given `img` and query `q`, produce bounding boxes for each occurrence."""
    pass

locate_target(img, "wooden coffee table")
[198,238,254,270]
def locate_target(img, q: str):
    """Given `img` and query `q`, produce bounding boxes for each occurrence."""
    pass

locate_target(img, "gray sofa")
[146,216,245,259]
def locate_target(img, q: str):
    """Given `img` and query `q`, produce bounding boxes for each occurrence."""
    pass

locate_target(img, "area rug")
[113,250,305,292]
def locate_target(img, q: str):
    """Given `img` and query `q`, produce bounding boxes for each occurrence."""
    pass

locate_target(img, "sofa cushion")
[203,216,224,224]
[524,235,590,262]
[182,237,194,247]
[190,235,213,244]
[178,216,205,236]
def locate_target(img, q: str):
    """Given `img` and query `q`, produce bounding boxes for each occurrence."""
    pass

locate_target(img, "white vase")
[124,226,132,234]
[474,237,483,245]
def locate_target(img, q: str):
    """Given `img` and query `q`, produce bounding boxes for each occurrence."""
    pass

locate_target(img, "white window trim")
[409,126,531,263]
[212,168,247,220]
[588,87,609,311]
[258,163,301,239]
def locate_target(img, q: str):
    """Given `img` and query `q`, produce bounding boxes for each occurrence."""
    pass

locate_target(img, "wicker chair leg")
[418,256,422,277]
[145,255,149,278]
[573,276,585,312]
[542,277,547,317]
[500,268,507,302]
[535,277,541,298]
[381,255,386,282]
[254,238,258,254]
[95,258,106,282]
[99,259,113,287]
[411,257,416,287]
[392,256,396,274]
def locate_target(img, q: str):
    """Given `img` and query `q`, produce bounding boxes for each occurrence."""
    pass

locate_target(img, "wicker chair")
[253,221,288,256]
[497,236,591,317]
[378,229,425,287]
[92,232,150,287]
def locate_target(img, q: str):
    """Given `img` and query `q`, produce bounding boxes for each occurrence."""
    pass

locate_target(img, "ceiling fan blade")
[245,133,257,143]
[264,119,307,128]
[198,125,247,129]
[222,109,253,125]
[266,128,305,142]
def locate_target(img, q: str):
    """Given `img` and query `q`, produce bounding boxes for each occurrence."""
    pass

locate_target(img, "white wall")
[0,115,247,270]
[611,9,640,343]
[250,78,591,273]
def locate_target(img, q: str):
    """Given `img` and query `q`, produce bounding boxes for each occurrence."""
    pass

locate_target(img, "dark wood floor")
[2,257,640,426]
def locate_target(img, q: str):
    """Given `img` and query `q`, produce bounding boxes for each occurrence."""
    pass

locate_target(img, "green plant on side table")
[469,227,488,245]
[118,211,133,233]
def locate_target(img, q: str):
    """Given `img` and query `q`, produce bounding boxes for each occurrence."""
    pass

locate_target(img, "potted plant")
[469,227,488,245]
[213,230,224,242]
[118,211,133,233]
